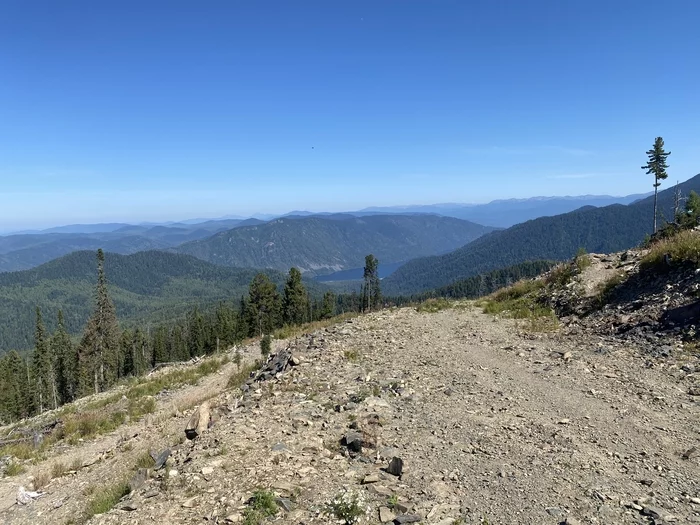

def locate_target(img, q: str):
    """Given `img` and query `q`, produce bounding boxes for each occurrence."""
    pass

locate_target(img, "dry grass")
[83,480,130,520]
[273,312,359,340]
[416,298,452,313]
[33,469,52,489]
[641,230,700,270]
[4,460,25,476]
[594,271,627,306]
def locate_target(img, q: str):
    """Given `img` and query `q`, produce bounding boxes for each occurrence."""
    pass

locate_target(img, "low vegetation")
[415,298,452,313]
[84,480,131,521]
[641,229,700,270]
[243,489,278,525]
[594,271,627,306]
[326,490,366,524]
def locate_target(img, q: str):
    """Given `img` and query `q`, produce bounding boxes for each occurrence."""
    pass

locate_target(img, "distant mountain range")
[173,214,496,276]
[360,193,652,228]
[382,175,699,295]
[0,219,264,273]
[0,250,323,352]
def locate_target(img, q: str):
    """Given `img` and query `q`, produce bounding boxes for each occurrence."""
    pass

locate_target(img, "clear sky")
[1,0,699,229]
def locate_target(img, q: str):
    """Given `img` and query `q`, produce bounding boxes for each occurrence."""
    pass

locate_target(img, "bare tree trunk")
[653,183,659,233]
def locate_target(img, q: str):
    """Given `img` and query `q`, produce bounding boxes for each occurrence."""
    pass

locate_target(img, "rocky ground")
[2,296,698,525]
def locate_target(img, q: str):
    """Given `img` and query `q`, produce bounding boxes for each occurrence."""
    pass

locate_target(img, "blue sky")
[1,0,699,229]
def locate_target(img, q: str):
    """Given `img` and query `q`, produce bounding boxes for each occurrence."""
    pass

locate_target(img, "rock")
[546,507,565,517]
[379,506,396,522]
[394,514,421,523]
[343,431,364,453]
[182,496,197,508]
[275,497,293,512]
[16,486,44,505]
[152,448,170,470]
[271,442,289,452]
[201,466,214,476]
[121,502,139,511]
[363,473,380,484]
[185,401,210,440]
[225,513,242,522]
[129,468,150,492]
[387,457,404,476]
[642,506,664,519]
[290,356,301,366]
[682,447,698,460]
[562,518,580,525]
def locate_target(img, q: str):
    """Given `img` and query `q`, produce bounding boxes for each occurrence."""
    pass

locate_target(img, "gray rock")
[642,506,664,519]
[343,431,364,453]
[394,514,421,524]
[379,506,396,523]
[387,456,404,477]
[152,448,170,470]
[275,497,293,512]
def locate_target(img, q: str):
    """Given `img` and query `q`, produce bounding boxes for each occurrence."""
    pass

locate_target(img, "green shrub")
[327,491,366,524]
[4,461,25,476]
[260,335,272,357]
[243,489,278,525]
[85,481,130,518]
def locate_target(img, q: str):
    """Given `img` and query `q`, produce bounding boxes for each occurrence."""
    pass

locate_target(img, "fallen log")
[184,401,210,440]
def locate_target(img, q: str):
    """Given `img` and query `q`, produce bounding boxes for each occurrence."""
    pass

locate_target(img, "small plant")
[387,494,399,509]
[260,335,272,357]
[233,348,242,370]
[33,469,52,489]
[575,247,592,271]
[326,490,367,524]
[243,489,278,525]
[4,461,25,476]
[84,480,130,519]
[344,349,360,362]
[51,461,68,479]
[134,450,156,469]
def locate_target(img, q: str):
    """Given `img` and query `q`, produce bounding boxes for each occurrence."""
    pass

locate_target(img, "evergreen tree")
[152,325,168,365]
[77,249,121,395]
[246,273,281,336]
[33,306,58,412]
[0,351,31,422]
[362,254,381,312]
[681,190,700,228]
[187,307,207,357]
[321,291,336,319]
[641,137,671,233]
[282,268,307,326]
[53,310,77,404]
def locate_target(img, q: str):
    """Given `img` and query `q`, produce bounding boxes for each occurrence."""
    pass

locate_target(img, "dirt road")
[2,304,699,524]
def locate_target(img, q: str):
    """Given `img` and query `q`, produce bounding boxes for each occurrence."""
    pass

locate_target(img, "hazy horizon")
[2,2,698,231]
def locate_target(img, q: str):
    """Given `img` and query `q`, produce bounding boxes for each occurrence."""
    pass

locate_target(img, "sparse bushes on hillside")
[641,230,700,270]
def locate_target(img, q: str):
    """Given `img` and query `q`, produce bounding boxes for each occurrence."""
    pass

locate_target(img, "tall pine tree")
[33,306,59,412]
[362,254,381,312]
[77,249,121,395]
[641,137,671,233]
[52,310,77,405]
[246,273,281,336]
[282,267,308,326]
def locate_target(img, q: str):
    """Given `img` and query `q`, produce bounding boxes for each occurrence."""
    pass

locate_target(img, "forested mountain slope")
[174,214,496,275]
[383,174,700,295]
[0,250,321,352]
